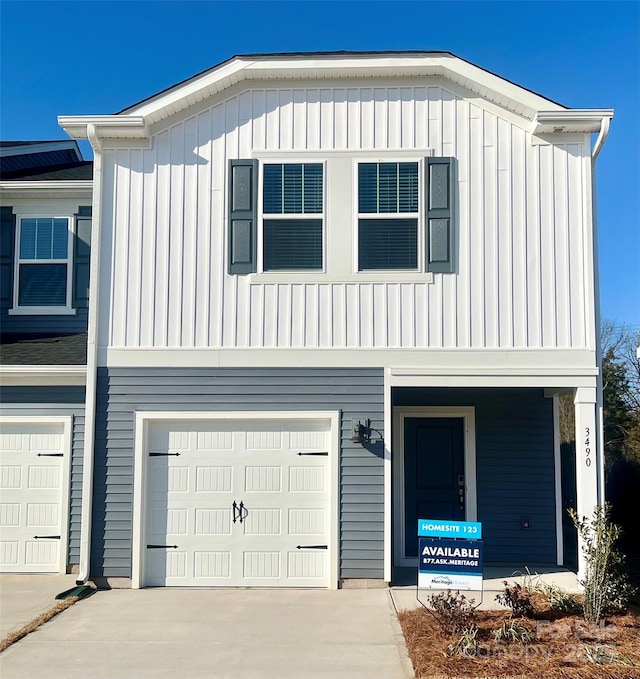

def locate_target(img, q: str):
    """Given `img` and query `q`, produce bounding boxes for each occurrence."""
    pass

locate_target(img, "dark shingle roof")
[0,333,87,365]
[0,140,73,148]
[0,160,93,181]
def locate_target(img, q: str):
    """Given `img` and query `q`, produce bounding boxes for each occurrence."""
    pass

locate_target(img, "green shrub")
[570,504,636,624]
[492,619,535,644]
[583,644,634,666]
[446,625,478,657]
[535,582,583,614]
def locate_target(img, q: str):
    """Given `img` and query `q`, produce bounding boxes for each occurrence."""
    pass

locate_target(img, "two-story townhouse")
[57,51,612,590]
[0,140,92,574]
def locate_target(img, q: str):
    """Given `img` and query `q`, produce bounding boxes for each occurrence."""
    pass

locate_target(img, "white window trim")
[353,158,424,274]
[257,160,327,274]
[0,415,73,574]
[11,214,76,315]
[392,406,477,569]
[248,153,435,284]
[131,410,340,590]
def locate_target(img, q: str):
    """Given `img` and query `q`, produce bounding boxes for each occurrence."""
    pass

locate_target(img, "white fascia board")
[0,180,92,200]
[534,109,614,133]
[243,54,566,115]
[58,115,147,140]
[0,365,86,386]
[125,59,253,121]
[73,54,573,135]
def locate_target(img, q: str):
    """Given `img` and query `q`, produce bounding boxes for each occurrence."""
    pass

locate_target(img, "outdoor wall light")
[351,419,371,444]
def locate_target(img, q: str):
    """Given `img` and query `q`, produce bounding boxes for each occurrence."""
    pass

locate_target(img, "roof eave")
[0,180,93,199]
[0,364,87,386]
[534,109,615,134]
[61,54,575,140]
[58,115,147,140]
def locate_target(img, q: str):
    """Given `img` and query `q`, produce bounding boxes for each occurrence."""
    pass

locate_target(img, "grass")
[0,597,79,653]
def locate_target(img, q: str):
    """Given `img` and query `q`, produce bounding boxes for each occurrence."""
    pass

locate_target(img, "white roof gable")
[59,51,613,140]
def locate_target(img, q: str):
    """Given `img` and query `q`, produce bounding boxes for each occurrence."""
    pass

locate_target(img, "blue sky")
[1,1,637,327]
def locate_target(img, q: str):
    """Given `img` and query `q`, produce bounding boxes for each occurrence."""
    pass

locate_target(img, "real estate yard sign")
[417,519,483,590]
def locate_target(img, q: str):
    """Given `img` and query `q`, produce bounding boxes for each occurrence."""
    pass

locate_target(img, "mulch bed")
[398,599,640,679]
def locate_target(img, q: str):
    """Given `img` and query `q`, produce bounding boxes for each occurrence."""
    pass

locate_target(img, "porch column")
[573,387,600,581]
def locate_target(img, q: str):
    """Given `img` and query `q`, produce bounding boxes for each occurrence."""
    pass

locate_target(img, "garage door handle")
[295,545,327,550]
[297,451,328,456]
[34,535,61,540]
[238,501,247,524]
[37,453,63,457]
[147,544,178,549]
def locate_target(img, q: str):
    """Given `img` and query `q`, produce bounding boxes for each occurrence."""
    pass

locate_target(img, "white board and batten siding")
[0,418,71,573]
[135,412,339,588]
[100,82,594,355]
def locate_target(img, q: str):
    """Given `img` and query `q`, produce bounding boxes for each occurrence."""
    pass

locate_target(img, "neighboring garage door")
[143,417,334,588]
[0,421,68,573]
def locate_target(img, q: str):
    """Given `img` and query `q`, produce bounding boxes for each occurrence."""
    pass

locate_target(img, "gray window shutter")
[73,206,92,308]
[0,206,15,309]
[228,159,258,274]
[425,157,455,273]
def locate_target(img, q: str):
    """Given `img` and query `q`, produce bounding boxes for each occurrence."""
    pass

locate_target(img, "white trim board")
[553,396,564,566]
[392,406,477,569]
[131,410,340,590]
[0,366,86,387]
[0,415,73,574]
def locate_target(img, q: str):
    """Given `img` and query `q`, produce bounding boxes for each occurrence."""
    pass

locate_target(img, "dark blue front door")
[404,418,465,557]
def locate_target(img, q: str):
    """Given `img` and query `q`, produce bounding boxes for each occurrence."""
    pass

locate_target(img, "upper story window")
[262,163,324,271]
[357,162,419,271]
[14,217,72,310]
[227,156,454,277]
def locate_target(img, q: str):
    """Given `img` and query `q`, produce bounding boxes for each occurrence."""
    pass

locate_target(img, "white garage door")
[144,418,333,588]
[0,422,67,573]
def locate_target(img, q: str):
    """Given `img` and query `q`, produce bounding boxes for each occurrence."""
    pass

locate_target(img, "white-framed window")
[356,161,420,271]
[12,216,73,312]
[261,162,324,271]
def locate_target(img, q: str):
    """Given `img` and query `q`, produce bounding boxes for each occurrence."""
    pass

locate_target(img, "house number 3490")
[584,427,592,467]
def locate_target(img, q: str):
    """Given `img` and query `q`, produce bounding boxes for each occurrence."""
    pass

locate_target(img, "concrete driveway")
[0,574,77,639]
[0,588,413,679]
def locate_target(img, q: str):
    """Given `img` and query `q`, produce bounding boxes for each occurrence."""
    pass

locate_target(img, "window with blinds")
[262,163,323,271]
[357,162,419,270]
[16,217,70,307]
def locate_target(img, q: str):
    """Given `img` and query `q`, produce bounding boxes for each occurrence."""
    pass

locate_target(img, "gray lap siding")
[0,385,85,564]
[393,387,556,565]
[92,367,385,579]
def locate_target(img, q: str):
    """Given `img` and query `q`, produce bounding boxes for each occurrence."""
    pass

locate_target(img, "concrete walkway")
[0,574,77,639]
[0,588,413,679]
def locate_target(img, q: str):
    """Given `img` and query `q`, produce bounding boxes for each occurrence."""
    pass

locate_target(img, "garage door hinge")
[295,545,328,550]
[147,544,179,549]
[149,452,181,457]
[297,451,328,456]
[34,535,61,540]
[37,453,63,457]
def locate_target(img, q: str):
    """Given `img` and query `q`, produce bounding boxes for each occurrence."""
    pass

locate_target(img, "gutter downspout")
[76,124,103,585]
[590,115,612,508]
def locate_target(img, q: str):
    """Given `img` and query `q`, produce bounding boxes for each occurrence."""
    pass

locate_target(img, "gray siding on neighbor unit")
[0,205,91,334]
[93,367,385,579]
[394,387,556,565]
[0,386,85,564]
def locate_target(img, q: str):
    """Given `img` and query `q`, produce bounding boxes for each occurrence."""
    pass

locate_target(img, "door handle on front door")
[459,488,464,509]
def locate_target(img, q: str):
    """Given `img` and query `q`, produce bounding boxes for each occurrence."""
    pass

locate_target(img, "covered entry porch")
[383,372,603,587]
